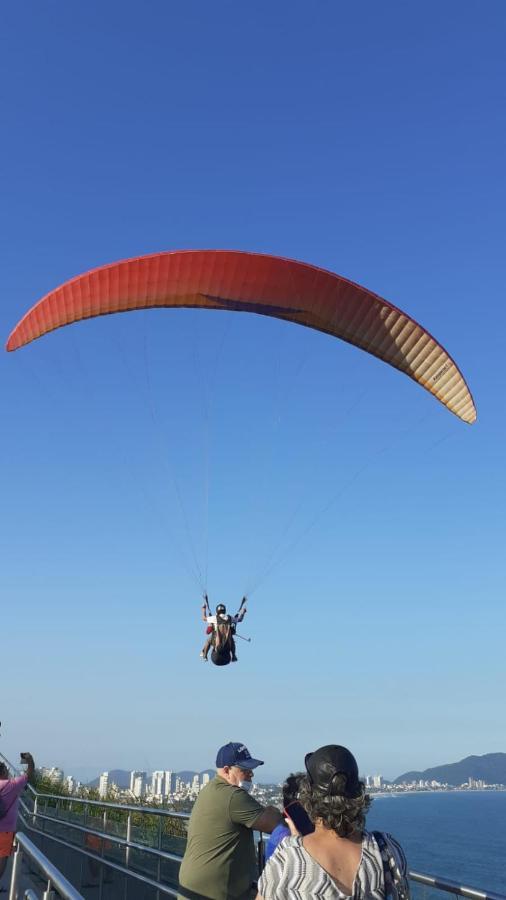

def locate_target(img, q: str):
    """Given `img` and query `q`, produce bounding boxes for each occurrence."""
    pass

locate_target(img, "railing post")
[156,815,163,900]
[8,842,23,900]
[126,812,132,868]
[98,862,104,900]
[124,811,132,900]
[42,879,56,899]
[33,793,38,828]
[257,832,266,874]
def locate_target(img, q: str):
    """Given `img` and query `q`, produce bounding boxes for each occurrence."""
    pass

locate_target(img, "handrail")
[18,798,184,863]
[409,871,506,900]
[3,752,506,900]
[15,819,178,898]
[33,790,191,818]
[10,832,84,900]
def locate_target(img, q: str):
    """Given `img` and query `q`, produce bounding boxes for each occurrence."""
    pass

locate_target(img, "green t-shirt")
[178,775,265,900]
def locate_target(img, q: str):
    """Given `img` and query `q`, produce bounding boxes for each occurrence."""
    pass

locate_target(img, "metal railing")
[2,753,505,900]
[9,831,84,900]
[16,787,184,898]
[409,872,506,900]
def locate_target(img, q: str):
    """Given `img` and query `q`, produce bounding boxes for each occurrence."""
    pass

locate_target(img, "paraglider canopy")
[6,250,476,423]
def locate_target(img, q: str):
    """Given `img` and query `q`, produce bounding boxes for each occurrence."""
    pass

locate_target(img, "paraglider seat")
[211,648,232,667]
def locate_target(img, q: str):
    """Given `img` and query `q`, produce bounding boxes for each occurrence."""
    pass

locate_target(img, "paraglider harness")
[203,596,246,665]
[214,611,234,653]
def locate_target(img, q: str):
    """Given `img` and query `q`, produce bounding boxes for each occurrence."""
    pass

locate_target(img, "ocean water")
[366,791,506,895]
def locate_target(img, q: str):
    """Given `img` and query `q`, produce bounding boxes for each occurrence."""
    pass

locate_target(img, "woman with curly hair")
[256,745,409,900]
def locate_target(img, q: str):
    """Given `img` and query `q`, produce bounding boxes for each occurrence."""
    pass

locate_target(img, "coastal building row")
[39,765,503,801]
[98,769,211,800]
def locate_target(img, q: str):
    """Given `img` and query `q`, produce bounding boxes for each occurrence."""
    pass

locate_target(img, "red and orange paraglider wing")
[6,250,476,424]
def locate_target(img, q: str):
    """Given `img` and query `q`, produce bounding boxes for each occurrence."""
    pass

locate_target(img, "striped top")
[257,831,407,900]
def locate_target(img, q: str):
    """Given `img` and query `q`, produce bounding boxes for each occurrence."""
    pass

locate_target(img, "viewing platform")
[2,753,505,900]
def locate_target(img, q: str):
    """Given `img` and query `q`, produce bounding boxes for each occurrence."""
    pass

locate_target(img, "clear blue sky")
[1,1,505,783]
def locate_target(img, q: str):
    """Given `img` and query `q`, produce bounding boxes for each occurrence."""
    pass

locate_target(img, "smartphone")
[284,801,314,836]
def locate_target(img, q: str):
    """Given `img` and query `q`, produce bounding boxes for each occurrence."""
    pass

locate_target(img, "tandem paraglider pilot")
[178,742,282,900]
[200,595,247,665]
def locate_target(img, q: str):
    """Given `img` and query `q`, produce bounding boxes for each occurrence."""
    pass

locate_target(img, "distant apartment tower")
[99,772,109,799]
[130,770,146,798]
[164,770,174,795]
[468,777,484,789]
[202,773,210,786]
[372,775,383,788]
[41,767,64,785]
[151,771,165,796]
[65,776,76,794]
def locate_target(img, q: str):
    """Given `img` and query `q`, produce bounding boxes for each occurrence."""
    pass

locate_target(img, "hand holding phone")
[284,801,314,836]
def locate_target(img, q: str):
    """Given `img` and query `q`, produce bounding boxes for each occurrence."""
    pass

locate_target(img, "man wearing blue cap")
[178,742,282,900]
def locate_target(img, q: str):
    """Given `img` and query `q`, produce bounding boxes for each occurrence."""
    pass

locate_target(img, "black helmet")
[216,604,226,614]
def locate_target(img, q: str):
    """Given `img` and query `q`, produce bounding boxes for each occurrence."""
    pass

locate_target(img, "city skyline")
[27,747,506,792]
[36,763,506,801]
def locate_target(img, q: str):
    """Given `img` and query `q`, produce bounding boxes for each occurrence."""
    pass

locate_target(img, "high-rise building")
[151,771,165,796]
[99,772,109,799]
[372,775,383,788]
[130,771,146,798]
[202,773,210,786]
[65,776,76,794]
[41,767,64,785]
[164,771,174,795]
[134,773,146,798]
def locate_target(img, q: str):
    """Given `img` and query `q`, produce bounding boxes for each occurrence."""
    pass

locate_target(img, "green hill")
[394,753,506,786]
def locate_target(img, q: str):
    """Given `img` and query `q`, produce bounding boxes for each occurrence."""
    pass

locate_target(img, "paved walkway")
[1,852,47,897]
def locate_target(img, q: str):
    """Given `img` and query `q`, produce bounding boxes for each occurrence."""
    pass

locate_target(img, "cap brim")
[242,757,264,769]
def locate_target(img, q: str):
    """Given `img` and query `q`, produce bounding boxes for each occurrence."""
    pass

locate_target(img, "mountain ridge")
[394,752,506,785]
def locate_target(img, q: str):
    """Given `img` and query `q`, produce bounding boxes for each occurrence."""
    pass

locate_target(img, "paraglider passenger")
[200,596,247,662]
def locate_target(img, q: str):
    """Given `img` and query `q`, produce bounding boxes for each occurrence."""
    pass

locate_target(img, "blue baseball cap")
[216,742,264,769]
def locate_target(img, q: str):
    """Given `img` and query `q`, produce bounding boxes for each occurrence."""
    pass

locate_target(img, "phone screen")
[284,801,314,836]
